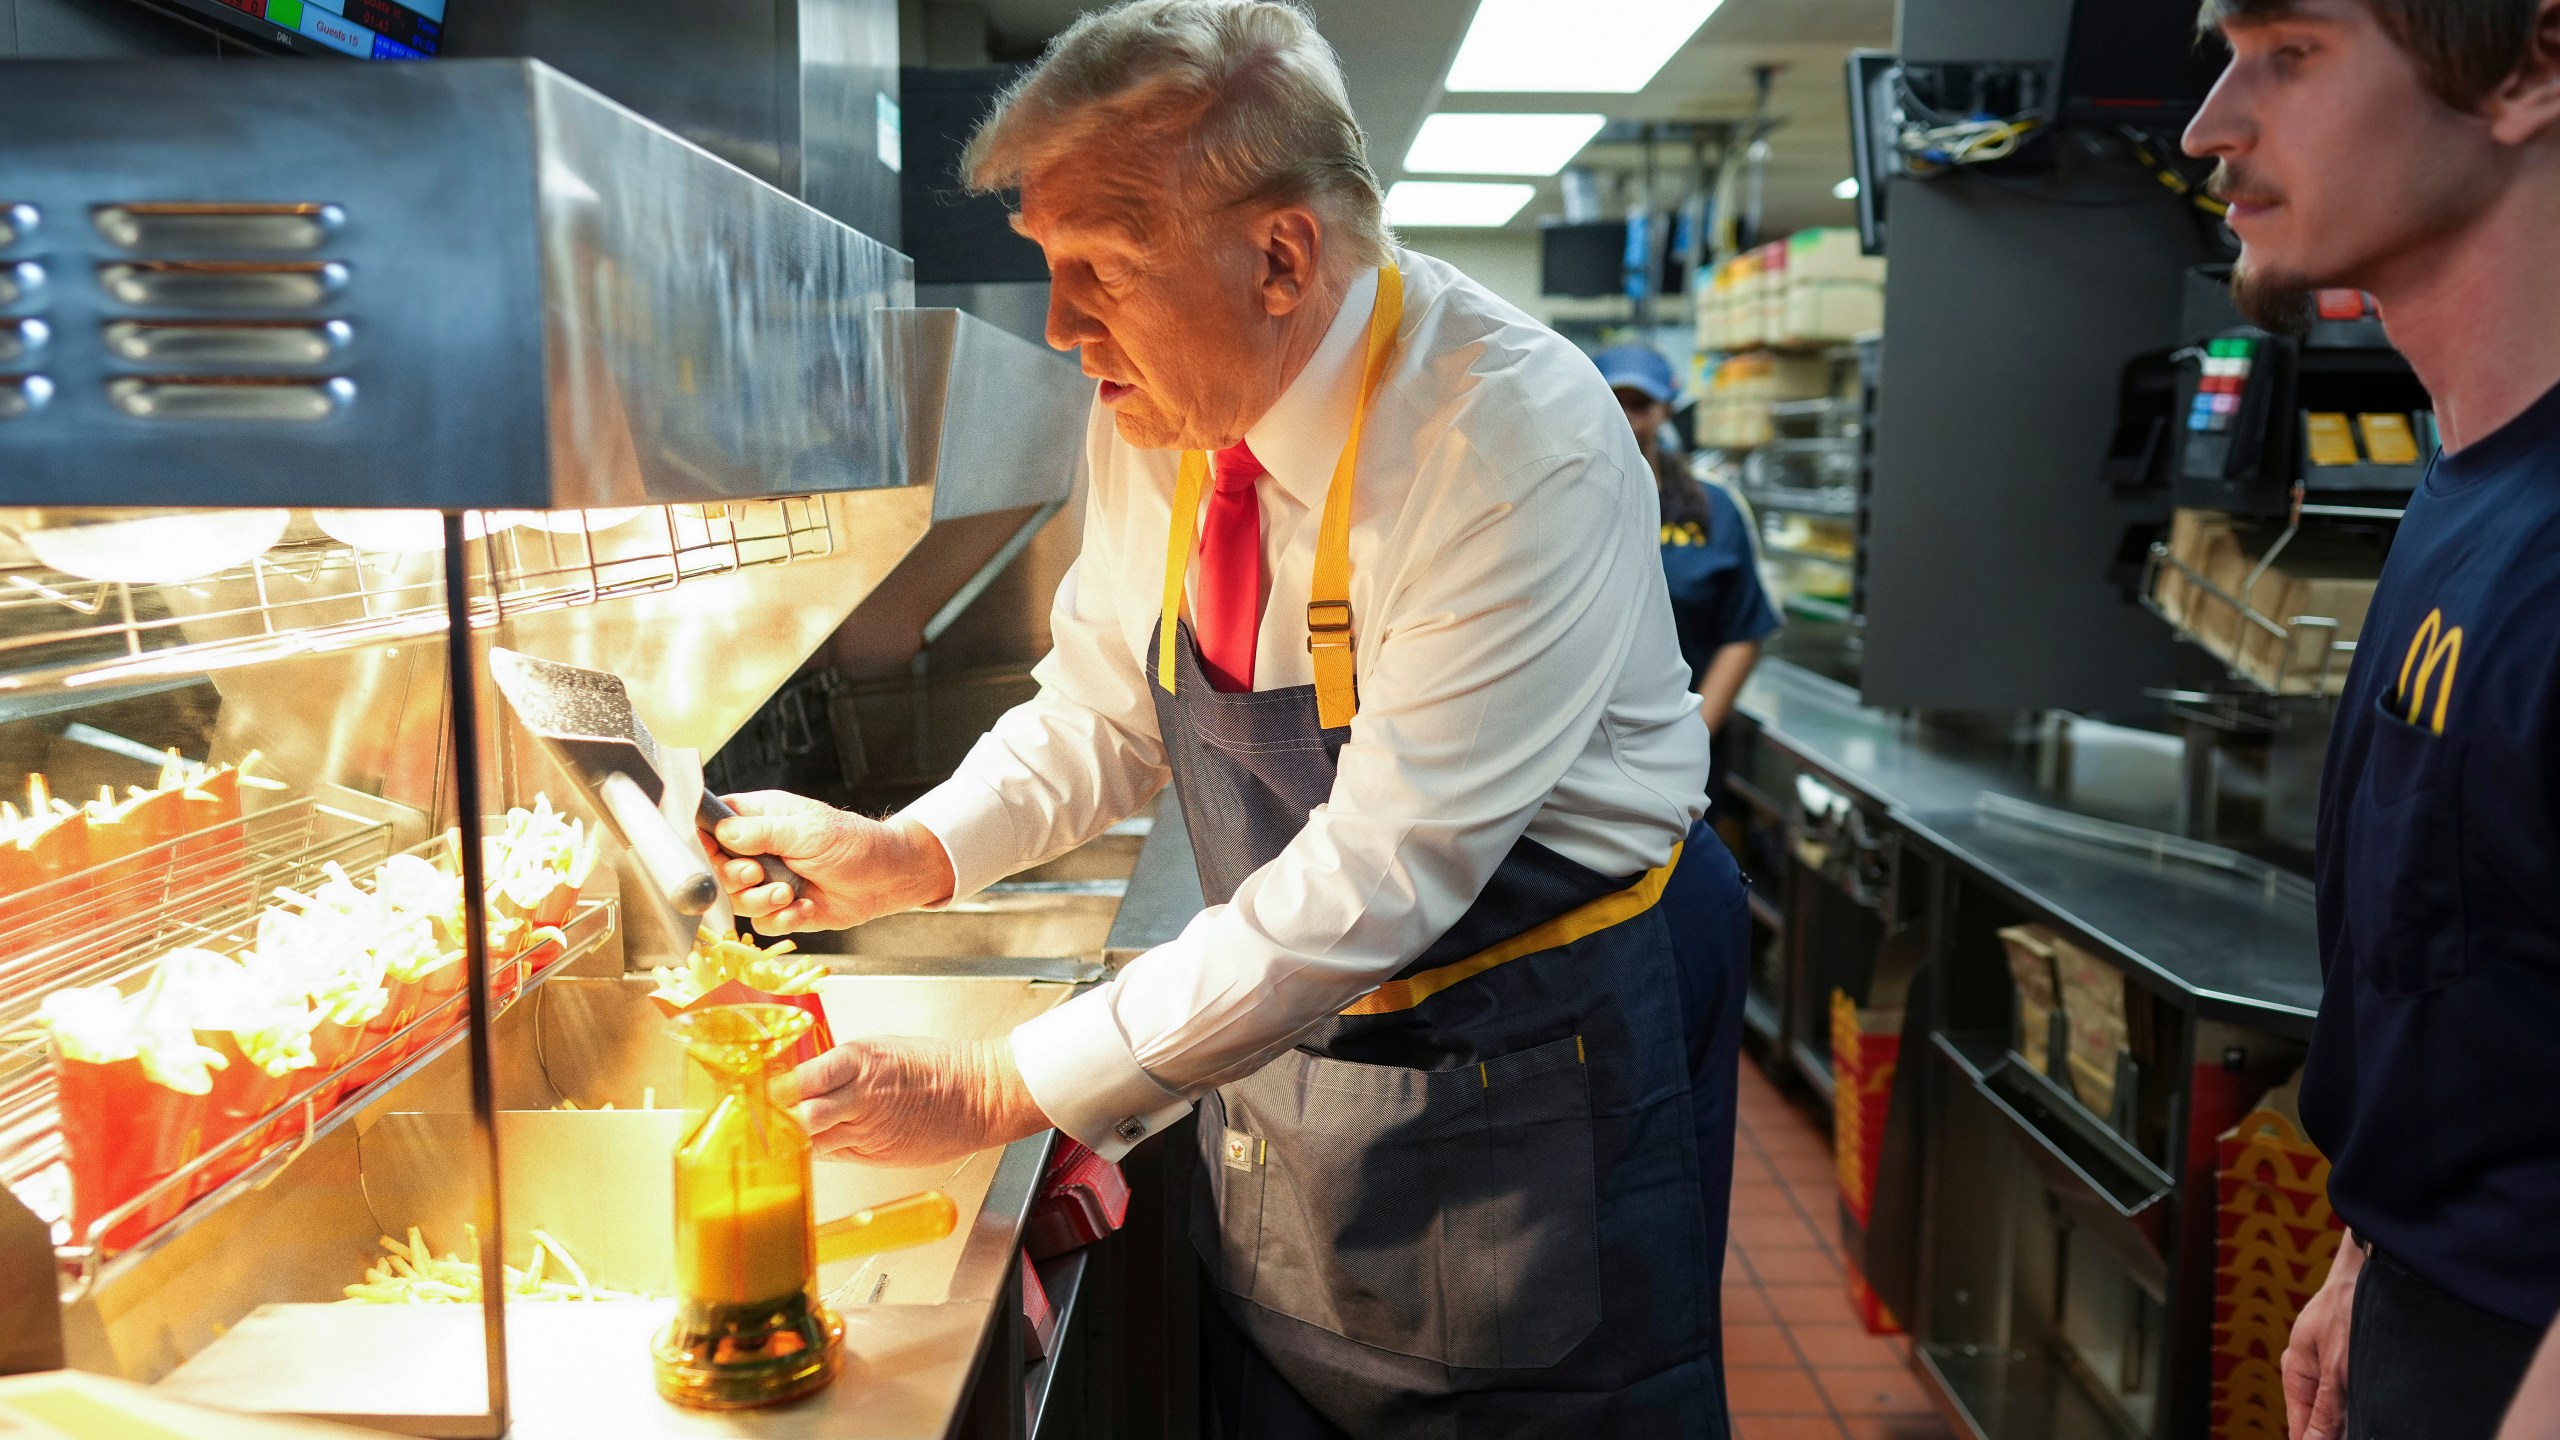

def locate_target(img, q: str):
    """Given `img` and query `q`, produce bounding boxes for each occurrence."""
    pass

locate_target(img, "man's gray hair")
[962,0,1392,268]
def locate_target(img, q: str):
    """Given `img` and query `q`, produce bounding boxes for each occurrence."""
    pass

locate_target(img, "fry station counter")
[1723,657,2324,1440]
[0,54,1125,1440]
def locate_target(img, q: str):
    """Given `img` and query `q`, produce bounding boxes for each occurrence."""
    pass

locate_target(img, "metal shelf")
[1743,484,1862,518]
[0,798,620,1292]
[0,500,838,694]
[1762,542,1856,569]
[2139,541,2357,697]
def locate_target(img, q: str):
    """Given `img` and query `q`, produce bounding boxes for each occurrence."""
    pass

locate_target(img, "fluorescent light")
[1404,113,1607,176]
[1833,176,1861,200]
[1384,181,1537,228]
[1446,0,1724,93]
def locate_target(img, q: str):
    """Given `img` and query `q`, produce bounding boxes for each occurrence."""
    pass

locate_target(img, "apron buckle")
[1307,600,1353,651]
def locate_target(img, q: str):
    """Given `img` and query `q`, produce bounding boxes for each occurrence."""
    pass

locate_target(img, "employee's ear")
[2485,0,2560,144]
[1255,204,1324,318]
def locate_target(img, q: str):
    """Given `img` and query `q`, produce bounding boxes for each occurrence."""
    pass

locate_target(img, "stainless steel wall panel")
[0,59,915,510]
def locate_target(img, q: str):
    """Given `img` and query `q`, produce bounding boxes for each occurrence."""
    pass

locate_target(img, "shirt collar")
[1243,264,1381,510]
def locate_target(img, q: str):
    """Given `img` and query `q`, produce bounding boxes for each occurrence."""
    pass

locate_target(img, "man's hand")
[704,792,955,936]
[788,1036,1048,1168]
[2284,1230,2365,1440]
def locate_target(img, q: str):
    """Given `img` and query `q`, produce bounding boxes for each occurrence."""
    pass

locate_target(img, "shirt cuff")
[1009,988,1193,1162]
[901,775,1022,904]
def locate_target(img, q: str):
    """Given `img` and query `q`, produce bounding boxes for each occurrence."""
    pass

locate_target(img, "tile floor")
[1722,1053,1953,1440]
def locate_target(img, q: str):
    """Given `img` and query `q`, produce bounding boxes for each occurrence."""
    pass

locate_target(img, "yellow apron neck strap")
[1155,262,1405,728]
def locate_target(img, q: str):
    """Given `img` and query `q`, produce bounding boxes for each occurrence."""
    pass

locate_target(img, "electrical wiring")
[2122,127,2230,216]
[1888,66,2046,175]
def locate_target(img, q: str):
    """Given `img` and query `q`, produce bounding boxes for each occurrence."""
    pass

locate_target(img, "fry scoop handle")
[697,791,808,904]
[814,1190,958,1262]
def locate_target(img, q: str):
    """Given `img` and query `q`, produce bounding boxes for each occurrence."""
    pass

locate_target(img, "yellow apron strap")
[1156,262,1404,718]
[1340,842,1683,1017]
[1157,449,1211,695]
[1309,262,1404,729]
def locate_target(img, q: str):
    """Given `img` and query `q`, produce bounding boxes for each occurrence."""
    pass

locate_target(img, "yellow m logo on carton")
[2396,608,2463,735]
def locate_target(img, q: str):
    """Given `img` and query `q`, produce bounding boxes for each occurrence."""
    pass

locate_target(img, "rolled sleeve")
[1009,990,1193,1161]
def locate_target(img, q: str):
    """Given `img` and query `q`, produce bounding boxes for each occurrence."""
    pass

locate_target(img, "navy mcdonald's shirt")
[1660,481,1782,688]
[2307,377,2560,1327]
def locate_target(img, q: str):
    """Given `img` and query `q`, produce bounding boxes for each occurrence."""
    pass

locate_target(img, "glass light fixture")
[1445,0,1725,94]
[13,509,290,585]
[1383,180,1537,228]
[1404,114,1607,176]
[1834,177,1863,200]
[310,510,523,554]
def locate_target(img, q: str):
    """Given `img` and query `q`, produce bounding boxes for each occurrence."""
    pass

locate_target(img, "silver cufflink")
[1114,1117,1146,1141]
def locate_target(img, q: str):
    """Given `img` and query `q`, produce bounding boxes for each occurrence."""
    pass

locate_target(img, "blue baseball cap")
[1593,343,1678,404]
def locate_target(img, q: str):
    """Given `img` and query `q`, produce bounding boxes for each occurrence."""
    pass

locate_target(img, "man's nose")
[1046,288,1104,353]
[2183,61,2249,159]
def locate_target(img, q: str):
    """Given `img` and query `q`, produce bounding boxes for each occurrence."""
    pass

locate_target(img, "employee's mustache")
[2207,161,2283,209]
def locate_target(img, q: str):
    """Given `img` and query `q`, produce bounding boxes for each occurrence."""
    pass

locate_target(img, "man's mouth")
[2208,164,2282,223]
[1097,379,1135,404]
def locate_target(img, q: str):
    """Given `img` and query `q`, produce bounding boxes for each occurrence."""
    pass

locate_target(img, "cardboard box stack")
[1998,925,2063,1077]
[1998,923,2132,1119]
[1696,228,1885,353]
[2211,1073,2343,1440]
[2154,509,2382,696]
[1830,987,1903,1335]
[1695,351,1833,449]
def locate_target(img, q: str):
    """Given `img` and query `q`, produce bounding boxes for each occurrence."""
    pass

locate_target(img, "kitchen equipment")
[652,1003,953,1409]
[488,648,805,929]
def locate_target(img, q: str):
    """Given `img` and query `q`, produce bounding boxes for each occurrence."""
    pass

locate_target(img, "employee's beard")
[2229,260,2317,335]
[2210,161,2318,335]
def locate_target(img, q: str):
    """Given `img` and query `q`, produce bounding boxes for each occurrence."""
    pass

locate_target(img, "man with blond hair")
[709,3,1745,1433]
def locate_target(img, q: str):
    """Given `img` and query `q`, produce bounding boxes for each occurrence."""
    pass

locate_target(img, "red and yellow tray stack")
[1830,987,1901,1334]
[2211,1073,2341,1440]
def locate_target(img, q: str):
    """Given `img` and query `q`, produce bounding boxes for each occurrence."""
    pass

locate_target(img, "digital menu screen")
[161,0,443,58]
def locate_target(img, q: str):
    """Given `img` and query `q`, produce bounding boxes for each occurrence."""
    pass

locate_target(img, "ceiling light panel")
[1384,181,1536,228]
[1404,113,1607,176]
[1445,0,1724,93]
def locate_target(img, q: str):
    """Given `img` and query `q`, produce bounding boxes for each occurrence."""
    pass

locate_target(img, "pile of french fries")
[342,1224,640,1304]
[648,930,828,1006]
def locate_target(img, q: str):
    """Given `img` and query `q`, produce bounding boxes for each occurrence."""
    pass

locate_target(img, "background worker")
[2184,0,2560,1435]
[1593,343,1781,735]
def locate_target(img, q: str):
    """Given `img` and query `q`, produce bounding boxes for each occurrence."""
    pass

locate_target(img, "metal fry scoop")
[486,648,803,927]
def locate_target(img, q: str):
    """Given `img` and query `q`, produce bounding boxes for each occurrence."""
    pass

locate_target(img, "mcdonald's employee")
[2187,1,2560,1436]
[705,3,1749,1436]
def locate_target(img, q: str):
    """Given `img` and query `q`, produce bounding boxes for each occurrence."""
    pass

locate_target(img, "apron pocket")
[2344,692,2471,996]
[1213,1033,1603,1370]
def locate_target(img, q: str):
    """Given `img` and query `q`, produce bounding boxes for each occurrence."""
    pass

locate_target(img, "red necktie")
[1194,441,1265,692]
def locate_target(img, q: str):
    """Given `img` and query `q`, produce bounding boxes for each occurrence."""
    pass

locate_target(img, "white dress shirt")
[903,248,1712,1161]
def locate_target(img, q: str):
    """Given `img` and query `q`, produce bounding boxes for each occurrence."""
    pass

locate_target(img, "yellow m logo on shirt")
[2395,608,2463,735]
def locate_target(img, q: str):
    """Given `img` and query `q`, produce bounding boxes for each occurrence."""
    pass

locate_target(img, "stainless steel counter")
[1731,659,2322,1035]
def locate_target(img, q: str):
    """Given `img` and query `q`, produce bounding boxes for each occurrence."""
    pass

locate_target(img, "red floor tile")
[1787,1322,1908,1370]
[1755,1129,1836,1162]
[1723,1285,1775,1324]
[1816,1367,1940,1418]
[1749,1246,1844,1285]
[1732,1211,1824,1250]
[1724,1321,1801,1368]
[1839,1417,1952,1440]
[1732,1182,1799,1215]
[1766,1283,1853,1323]
[1737,1417,1850,1440]
[1728,1366,1829,1414]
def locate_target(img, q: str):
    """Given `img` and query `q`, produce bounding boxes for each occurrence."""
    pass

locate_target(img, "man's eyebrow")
[1014,204,1156,253]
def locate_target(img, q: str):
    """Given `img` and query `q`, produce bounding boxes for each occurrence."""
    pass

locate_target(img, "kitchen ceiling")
[969,0,1894,239]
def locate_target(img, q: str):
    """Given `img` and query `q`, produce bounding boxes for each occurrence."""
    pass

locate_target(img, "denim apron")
[1156,265,1739,1439]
